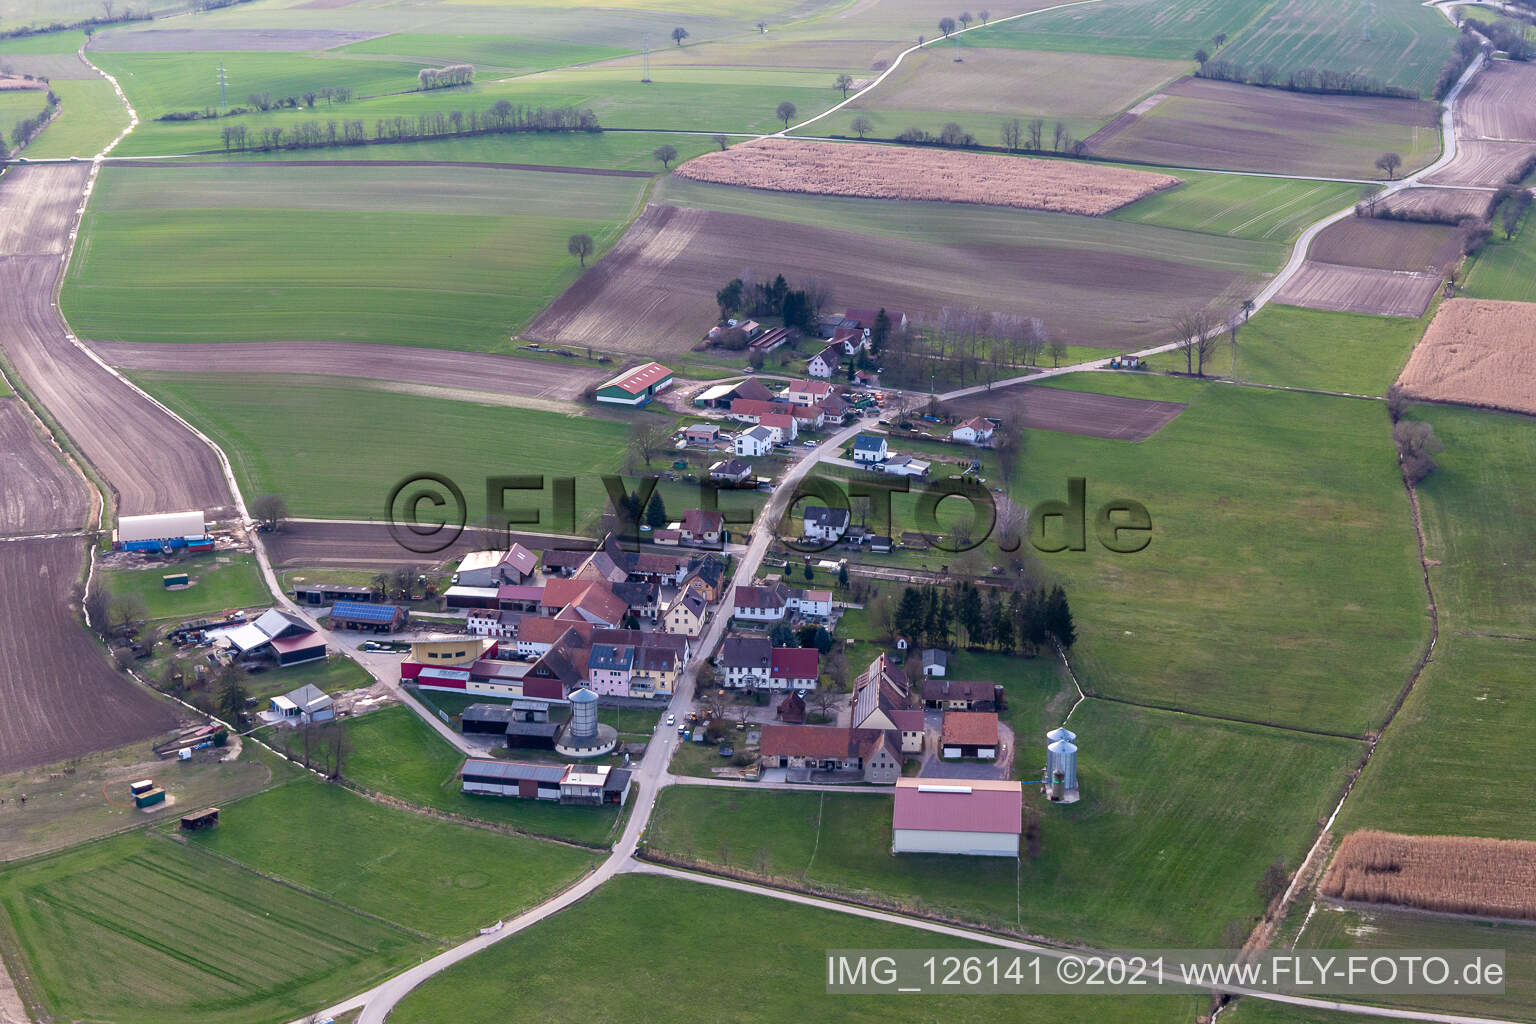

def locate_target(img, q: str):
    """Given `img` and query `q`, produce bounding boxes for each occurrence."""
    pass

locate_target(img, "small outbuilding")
[330,600,407,633]
[940,711,999,760]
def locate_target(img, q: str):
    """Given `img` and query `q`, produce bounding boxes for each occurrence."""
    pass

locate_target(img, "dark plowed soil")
[948,383,1186,441]
[0,538,177,775]
[0,397,88,536]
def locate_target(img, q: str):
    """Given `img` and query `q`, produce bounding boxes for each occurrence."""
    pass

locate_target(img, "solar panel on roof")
[331,600,400,623]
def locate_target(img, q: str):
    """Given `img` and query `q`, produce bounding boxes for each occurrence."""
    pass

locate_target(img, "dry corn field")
[1322,830,1536,920]
[1395,298,1536,415]
[673,138,1180,215]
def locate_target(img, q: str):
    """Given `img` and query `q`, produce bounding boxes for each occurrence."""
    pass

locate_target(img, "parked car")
[665,713,676,727]
[801,440,816,448]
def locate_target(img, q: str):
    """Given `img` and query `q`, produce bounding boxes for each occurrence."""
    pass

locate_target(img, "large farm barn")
[3,0,1535,1022]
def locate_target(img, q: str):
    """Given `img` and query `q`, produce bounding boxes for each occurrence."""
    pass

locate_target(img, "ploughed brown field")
[1395,297,1536,415]
[1423,140,1536,188]
[1274,262,1441,318]
[1453,58,1536,143]
[672,138,1179,215]
[0,397,89,538]
[1308,217,1465,274]
[527,204,1254,355]
[1323,829,1536,921]
[0,538,178,775]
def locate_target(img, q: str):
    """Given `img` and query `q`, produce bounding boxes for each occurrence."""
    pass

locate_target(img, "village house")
[852,434,888,463]
[820,393,851,425]
[831,325,867,356]
[881,454,930,478]
[454,542,539,587]
[587,642,636,697]
[789,404,825,430]
[466,608,522,639]
[734,426,774,458]
[663,591,707,637]
[679,509,724,546]
[845,307,908,333]
[807,343,841,379]
[783,379,833,406]
[757,412,797,443]
[733,582,790,622]
[678,555,725,603]
[758,725,903,784]
[771,646,820,691]
[851,654,925,755]
[267,683,334,726]
[709,457,754,485]
[727,397,782,425]
[803,505,851,542]
[950,416,995,445]
[720,635,772,688]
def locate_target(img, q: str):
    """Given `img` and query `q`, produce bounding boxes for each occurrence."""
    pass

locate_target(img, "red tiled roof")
[771,647,820,681]
[602,361,672,395]
[887,709,926,732]
[519,617,594,646]
[761,725,854,759]
[786,380,832,397]
[504,543,539,576]
[730,398,782,419]
[681,509,723,534]
[497,583,544,602]
[759,413,795,431]
[572,584,628,625]
[953,416,992,434]
[892,778,1022,835]
[922,679,997,703]
[940,711,998,747]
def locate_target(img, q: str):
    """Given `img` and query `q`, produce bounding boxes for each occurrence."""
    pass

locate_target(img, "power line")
[641,33,651,83]
[216,63,228,115]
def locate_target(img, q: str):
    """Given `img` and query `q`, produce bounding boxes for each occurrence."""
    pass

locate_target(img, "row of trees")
[418,64,475,90]
[1435,31,1485,99]
[1386,388,1444,486]
[219,101,599,152]
[163,86,356,121]
[1195,59,1416,99]
[880,582,1075,655]
[1474,17,1535,61]
[7,90,56,152]
[936,10,992,37]
[878,308,1067,392]
[1000,116,1079,155]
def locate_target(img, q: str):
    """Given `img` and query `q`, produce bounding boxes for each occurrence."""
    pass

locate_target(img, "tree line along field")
[125,371,652,526]
[644,698,1364,949]
[965,0,1275,60]
[61,163,647,350]
[1006,373,1426,735]
[1216,0,1459,99]
[0,777,595,1024]
[388,873,1204,1024]
[19,78,129,159]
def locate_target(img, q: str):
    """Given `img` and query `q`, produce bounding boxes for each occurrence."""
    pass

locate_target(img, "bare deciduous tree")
[849,114,874,139]
[671,26,689,45]
[1172,308,1217,375]
[776,100,797,127]
[1375,151,1403,179]
[652,143,679,169]
[938,16,956,37]
[711,133,729,150]
[1394,420,1444,484]
[567,233,594,268]
[251,493,289,532]
[1000,117,1022,151]
[834,73,854,98]
[628,419,673,469]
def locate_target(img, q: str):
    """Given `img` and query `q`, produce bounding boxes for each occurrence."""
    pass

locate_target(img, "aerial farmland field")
[530,176,1283,355]
[1217,0,1459,98]
[61,162,648,349]
[389,874,1204,1024]
[965,0,1274,60]
[824,46,1189,144]
[645,699,1364,948]
[1087,76,1441,178]
[1464,205,1536,301]
[1008,374,1426,734]
[1109,172,1367,241]
[1395,298,1536,415]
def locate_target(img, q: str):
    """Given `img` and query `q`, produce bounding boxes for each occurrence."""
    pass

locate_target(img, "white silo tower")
[1044,728,1080,804]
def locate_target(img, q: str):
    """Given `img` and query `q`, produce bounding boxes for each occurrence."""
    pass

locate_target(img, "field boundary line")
[1071,691,1372,741]
[802,791,826,880]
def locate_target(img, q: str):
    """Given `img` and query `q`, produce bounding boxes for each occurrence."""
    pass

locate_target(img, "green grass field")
[0,28,86,52]
[183,778,595,938]
[0,777,593,1024]
[1293,903,1536,1021]
[967,0,1276,60]
[1220,0,1460,98]
[648,699,1363,948]
[1112,175,1370,242]
[63,163,646,349]
[389,873,1203,1024]
[1194,303,1427,394]
[127,372,647,525]
[340,703,626,846]
[0,828,420,1024]
[1013,374,1425,734]
[18,77,125,157]
[1464,205,1536,302]
[1333,404,1536,837]
[0,85,47,133]
[231,652,371,702]
[99,552,269,620]
[103,53,844,155]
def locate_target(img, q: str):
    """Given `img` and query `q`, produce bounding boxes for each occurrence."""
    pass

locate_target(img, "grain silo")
[1043,728,1080,804]
[555,687,617,758]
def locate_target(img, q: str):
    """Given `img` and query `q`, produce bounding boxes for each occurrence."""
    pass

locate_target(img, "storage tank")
[1047,739,1078,792]
[1046,726,1076,745]
[567,687,599,742]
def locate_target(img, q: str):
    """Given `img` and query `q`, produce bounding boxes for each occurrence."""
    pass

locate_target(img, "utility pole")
[641,33,651,83]
[954,28,963,61]
[216,63,227,115]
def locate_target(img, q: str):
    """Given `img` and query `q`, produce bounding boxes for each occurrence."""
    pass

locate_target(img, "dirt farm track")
[0,165,233,518]
[0,538,177,775]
